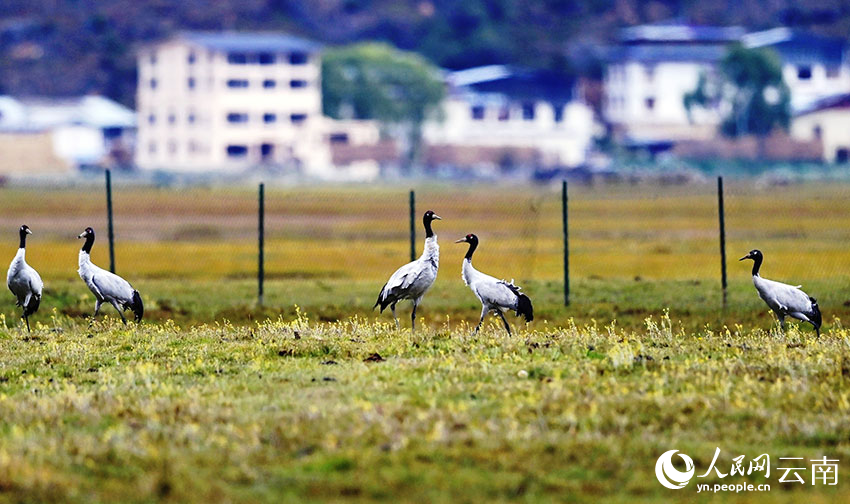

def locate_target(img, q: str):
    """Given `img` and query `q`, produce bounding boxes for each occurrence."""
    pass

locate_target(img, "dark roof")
[179,31,321,53]
[796,93,850,115]
[744,28,846,66]
[448,65,575,102]
[607,43,728,63]
[620,23,745,44]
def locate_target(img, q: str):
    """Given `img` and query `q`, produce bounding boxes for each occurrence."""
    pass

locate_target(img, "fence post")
[258,183,265,307]
[562,180,569,306]
[718,176,728,309]
[409,189,416,261]
[105,169,115,274]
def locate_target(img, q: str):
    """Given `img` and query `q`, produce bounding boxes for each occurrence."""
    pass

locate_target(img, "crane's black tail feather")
[374,283,390,312]
[129,290,144,322]
[516,293,534,322]
[23,295,40,317]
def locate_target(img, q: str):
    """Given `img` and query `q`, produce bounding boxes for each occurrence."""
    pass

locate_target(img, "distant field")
[1,181,849,332]
[1,182,849,502]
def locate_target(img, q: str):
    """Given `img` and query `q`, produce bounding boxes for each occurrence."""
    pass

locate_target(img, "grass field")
[1,181,849,502]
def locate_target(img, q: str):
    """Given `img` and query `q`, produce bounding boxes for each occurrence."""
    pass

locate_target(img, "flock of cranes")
[6,214,823,337]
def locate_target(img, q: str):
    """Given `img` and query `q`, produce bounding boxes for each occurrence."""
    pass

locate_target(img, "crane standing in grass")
[740,249,821,336]
[456,233,533,336]
[7,225,43,332]
[77,227,144,324]
[374,210,441,331]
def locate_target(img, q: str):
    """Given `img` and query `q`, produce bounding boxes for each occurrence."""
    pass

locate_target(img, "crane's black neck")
[423,216,434,238]
[18,229,27,249]
[81,234,94,254]
[464,240,478,261]
[751,255,762,276]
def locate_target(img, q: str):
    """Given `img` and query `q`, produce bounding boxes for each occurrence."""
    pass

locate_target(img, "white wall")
[792,108,850,163]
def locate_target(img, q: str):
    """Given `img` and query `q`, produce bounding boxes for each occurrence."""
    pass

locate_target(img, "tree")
[322,43,445,167]
[684,44,791,138]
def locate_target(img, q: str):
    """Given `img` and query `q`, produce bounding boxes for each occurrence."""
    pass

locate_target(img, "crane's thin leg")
[23,314,30,333]
[473,306,488,334]
[110,300,128,325]
[391,303,399,329]
[495,310,512,336]
[779,315,786,334]
[411,301,418,332]
[89,300,103,326]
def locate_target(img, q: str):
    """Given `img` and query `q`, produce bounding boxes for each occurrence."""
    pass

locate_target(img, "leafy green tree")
[684,44,790,137]
[322,43,445,166]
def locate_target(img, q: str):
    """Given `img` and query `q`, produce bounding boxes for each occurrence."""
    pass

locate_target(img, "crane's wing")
[26,266,43,296]
[756,277,814,313]
[91,270,135,302]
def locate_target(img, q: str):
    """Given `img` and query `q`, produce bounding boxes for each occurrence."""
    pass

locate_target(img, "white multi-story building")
[604,23,850,144]
[424,65,599,168]
[136,31,332,174]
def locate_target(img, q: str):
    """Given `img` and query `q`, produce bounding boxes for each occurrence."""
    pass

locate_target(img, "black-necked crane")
[455,233,533,336]
[374,210,441,330]
[77,227,143,324]
[740,249,821,336]
[7,225,43,332]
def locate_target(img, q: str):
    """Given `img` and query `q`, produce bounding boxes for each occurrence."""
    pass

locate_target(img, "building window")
[149,142,156,154]
[227,145,248,157]
[263,80,276,89]
[289,52,308,65]
[261,143,274,160]
[290,79,308,89]
[291,113,307,124]
[150,78,157,90]
[188,141,197,153]
[149,52,157,65]
[188,77,195,89]
[553,104,564,123]
[258,53,275,65]
[645,97,656,110]
[148,114,156,125]
[797,66,812,80]
[188,112,196,124]
[168,113,176,125]
[168,141,177,154]
[329,133,349,144]
[645,64,656,81]
[827,65,840,78]
[814,125,822,140]
[227,79,249,89]
[498,107,510,121]
[227,112,249,124]
[521,102,535,121]
[471,105,485,120]
[228,52,248,65]
[263,113,277,124]
[837,148,849,164]
[188,52,196,64]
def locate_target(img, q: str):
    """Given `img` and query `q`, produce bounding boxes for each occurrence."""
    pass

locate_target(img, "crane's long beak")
[454,238,466,243]
[25,228,32,235]
[432,214,442,220]
[77,232,86,239]
[739,255,749,261]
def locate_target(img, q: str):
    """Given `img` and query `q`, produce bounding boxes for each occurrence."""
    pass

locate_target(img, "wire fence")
[3,173,850,317]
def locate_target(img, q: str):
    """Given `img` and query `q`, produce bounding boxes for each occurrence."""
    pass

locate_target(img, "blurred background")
[1,1,849,330]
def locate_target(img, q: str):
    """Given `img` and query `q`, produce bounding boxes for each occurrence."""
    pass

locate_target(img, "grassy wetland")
[1,182,849,502]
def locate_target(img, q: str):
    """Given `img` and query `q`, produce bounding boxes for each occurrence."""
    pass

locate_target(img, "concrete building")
[792,93,850,163]
[135,31,332,174]
[0,95,135,175]
[604,23,850,145]
[423,65,599,169]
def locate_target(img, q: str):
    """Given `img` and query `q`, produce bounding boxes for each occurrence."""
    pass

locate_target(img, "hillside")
[1,1,849,107]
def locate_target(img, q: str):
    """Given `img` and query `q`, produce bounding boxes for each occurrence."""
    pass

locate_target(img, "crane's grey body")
[78,227,143,324]
[741,249,821,336]
[7,226,42,332]
[457,234,533,336]
[374,211,441,330]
